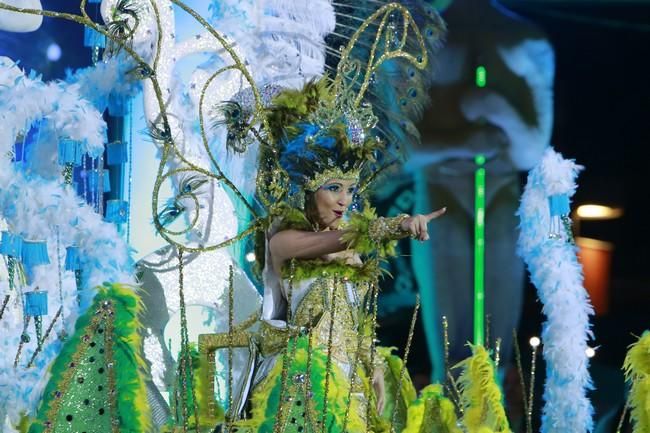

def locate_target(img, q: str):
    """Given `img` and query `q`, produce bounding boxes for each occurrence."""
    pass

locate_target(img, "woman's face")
[313,178,357,230]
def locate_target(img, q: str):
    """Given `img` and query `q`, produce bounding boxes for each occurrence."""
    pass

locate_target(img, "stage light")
[245,252,256,263]
[475,66,487,88]
[575,204,623,220]
[529,336,541,348]
[473,154,486,346]
[46,43,62,62]
[585,347,596,358]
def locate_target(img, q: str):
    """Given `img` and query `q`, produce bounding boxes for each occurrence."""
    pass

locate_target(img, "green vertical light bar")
[475,66,487,88]
[474,154,486,346]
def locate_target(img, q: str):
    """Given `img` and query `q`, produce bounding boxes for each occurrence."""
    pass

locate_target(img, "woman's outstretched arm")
[269,208,446,269]
[269,229,347,265]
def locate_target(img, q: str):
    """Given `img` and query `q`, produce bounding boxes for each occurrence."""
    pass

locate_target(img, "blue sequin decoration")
[24,291,48,316]
[549,194,570,216]
[65,246,82,271]
[105,200,129,224]
[57,138,84,165]
[107,141,128,165]
[83,27,106,48]
[21,240,50,268]
[0,231,23,257]
[87,169,111,193]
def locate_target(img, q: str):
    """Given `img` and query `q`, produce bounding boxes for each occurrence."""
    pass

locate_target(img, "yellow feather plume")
[456,345,512,433]
[623,331,650,433]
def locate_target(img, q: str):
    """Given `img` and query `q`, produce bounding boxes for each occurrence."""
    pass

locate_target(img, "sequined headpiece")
[271,91,381,195]
[305,167,360,192]
[256,2,444,203]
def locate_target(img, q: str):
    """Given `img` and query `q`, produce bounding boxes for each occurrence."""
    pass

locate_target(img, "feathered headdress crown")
[145,1,445,255]
[255,2,446,202]
[265,79,381,194]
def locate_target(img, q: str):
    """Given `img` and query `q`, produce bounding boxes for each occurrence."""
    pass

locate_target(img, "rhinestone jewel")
[346,117,365,146]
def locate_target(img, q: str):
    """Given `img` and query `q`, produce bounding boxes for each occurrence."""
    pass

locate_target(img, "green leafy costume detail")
[281,258,379,282]
[29,283,150,433]
[340,205,405,258]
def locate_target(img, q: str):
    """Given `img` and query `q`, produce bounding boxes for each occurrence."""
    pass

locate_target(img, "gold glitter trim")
[389,295,420,432]
[332,4,429,109]
[368,214,410,244]
[305,167,360,192]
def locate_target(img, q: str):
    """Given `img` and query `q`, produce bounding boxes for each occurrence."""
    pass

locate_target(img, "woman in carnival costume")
[191,2,456,433]
[224,78,449,433]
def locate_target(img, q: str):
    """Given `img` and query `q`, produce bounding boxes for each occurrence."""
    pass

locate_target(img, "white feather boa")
[0,57,135,424]
[517,148,594,432]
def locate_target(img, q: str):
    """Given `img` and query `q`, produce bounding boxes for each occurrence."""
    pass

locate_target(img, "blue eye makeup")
[321,183,357,194]
[325,184,341,192]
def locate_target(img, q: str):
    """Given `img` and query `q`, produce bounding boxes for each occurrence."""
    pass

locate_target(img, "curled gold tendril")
[332,4,429,108]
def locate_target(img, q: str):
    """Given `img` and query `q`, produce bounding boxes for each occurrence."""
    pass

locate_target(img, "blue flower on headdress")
[280,123,335,179]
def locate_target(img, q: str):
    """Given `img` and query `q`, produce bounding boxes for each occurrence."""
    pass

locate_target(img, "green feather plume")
[402,384,461,433]
[266,78,334,142]
[377,346,417,430]
[340,205,399,258]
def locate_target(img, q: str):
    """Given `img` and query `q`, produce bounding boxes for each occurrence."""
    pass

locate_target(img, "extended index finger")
[426,207,447,222]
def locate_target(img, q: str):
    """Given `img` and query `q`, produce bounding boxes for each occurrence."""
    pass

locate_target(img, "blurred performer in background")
[410,0,555,377]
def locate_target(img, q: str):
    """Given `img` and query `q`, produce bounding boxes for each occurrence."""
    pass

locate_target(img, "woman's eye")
[347,187,356,194]
[326,185,340,192]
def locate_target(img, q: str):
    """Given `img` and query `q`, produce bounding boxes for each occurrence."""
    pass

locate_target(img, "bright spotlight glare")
[576,204,623,220]
[585,347,596,358]
[46,43,62,61]
[529,336,541,348]
[245,252,256,263]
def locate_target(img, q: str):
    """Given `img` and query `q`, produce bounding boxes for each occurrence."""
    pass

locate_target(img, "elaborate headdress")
[267,78,380,196]
[252,2,447,210]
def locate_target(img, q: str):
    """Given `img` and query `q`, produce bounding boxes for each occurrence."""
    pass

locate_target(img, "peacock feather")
[156,174,208,229]
[212,100,255,154]
[105,0,140,57]
[325,0,446,157]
